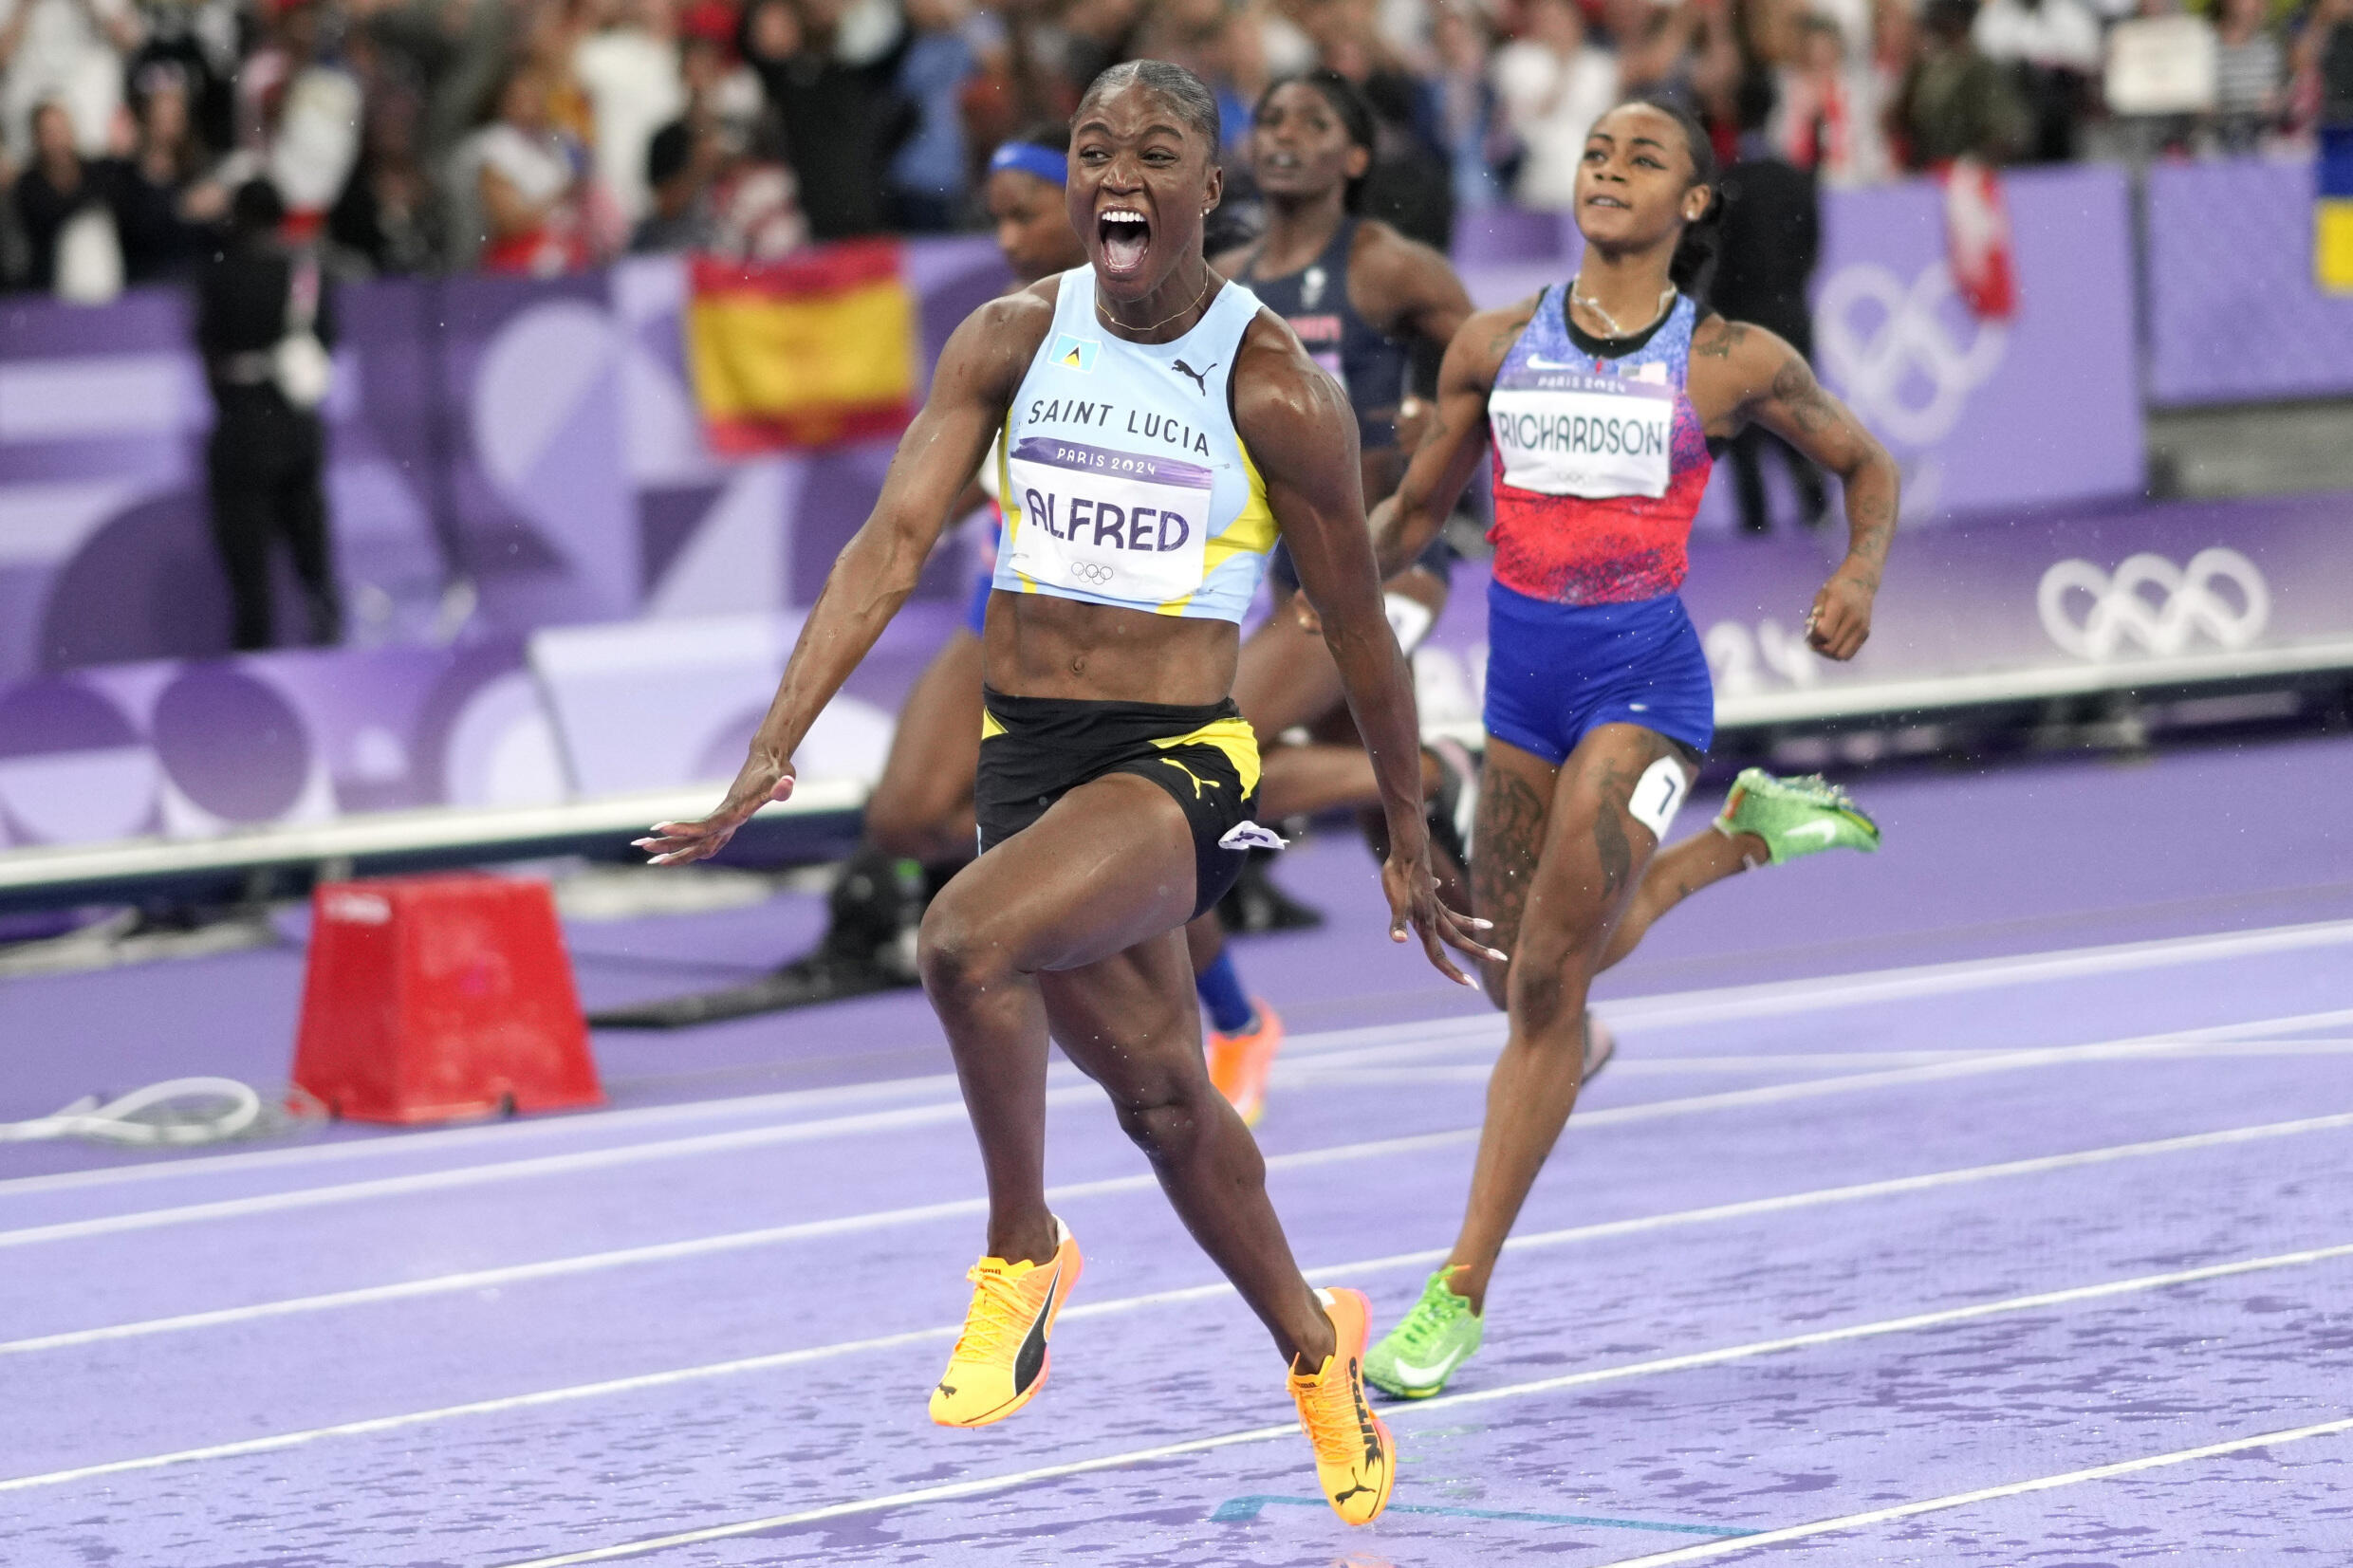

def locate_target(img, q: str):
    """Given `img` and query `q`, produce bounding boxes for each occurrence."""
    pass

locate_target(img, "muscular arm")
[1367,298,1533,579]
[639,291,1044,861]
[1693,315,1899,659]
[1236,316,1497,982]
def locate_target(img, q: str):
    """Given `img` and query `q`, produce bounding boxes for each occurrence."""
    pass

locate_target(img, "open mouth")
[1585,194,1630,211]
[1098,208,1151,276]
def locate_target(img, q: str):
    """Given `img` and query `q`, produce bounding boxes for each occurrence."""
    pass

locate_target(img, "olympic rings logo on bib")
[1070,562,1116,585]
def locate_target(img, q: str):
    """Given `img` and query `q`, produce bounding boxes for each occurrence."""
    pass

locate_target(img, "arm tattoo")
[1769,356,1841,435]
[1692,320,1750,360]
[1840,489,1896,588]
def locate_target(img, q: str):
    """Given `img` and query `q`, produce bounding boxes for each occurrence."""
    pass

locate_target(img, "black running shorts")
[974,689,1271,920]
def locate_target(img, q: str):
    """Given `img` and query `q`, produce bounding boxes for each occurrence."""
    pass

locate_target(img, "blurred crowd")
[5,0,2353,294]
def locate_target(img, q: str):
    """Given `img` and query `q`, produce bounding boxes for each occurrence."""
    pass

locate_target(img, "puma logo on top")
[1174,359,1216,396]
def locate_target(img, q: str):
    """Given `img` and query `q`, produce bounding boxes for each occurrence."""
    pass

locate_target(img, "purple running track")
[0,735,2347,1565]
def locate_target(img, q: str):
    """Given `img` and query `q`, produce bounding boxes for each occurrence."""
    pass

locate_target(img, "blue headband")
[989,142,1067,187]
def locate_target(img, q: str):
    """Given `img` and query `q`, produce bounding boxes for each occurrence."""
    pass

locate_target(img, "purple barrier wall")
[1406,489,2353,747]
[0,603,960,855]
[2145,157,2353,408]
[0,240,1011,688]
[1808,164,2142,520]
[9,489,2344,858]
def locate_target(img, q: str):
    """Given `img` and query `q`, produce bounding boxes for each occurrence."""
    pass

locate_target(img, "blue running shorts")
[1482,578,1714,764]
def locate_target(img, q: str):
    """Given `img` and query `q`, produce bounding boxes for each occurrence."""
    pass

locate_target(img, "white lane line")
[1596,920,2353,1032]
[0,1088,1083,1252]
[1291,1042,2353,1086]
[1593,1418,2353,1567]
[13,1104,2347,1357]
[5,1007,2343,1260]
[6,1109,2348,1499]
[0,1072,977,1202]
[1265,1002,2353,1079]
[0,1014,1486,1206]
[473,1242,2353,1567]
[11,919,2344,1206]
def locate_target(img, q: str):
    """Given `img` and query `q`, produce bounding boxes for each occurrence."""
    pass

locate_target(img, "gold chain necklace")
[1097,270,1218,337]
[1569,275,1676,339]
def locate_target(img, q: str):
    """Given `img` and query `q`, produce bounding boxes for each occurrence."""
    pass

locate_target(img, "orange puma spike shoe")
[929,1217,1083,1428]
[1287,1286,1397,1524]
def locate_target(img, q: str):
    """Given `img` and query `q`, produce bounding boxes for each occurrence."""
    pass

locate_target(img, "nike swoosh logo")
[1525,354,1586,371]
[1627,702,1649,711]
[1012,1260,1060,1392]
[1785,820,1842,844]
[1387,1347,1468,1386]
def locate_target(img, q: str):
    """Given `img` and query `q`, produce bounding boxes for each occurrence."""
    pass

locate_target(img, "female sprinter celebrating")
[639,62,1494,1524]
[636,128,1275,1037]
[1356,99,1899,1400]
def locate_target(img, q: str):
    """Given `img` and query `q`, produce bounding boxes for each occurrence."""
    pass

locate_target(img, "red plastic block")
[293,874,602,1124]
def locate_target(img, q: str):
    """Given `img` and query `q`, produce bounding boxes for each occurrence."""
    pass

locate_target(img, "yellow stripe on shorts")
[1149,714,1261,799]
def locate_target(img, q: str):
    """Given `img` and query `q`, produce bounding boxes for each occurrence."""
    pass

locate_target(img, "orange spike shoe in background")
[1206,999,1285,1126]
[1287,1286,1397,1524]
[929,1216,1083,1428]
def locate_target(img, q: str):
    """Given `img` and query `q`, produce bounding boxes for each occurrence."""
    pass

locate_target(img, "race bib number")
[1004,437,1213,603]
[1628,753,1688,838]
[1491,370,1675,500]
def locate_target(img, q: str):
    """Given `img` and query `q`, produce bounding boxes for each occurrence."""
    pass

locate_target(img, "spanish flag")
[686,240,918,453]
[2321,128,2353,296]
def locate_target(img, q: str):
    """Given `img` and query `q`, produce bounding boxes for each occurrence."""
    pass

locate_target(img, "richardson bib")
[1002,436,1213,604]
[1490,364,1676,501]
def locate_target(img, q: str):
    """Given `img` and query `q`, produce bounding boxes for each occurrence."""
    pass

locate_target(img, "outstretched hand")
[1806,573,1875,661]
[633,754,796,866]
[1382,846,1506,988]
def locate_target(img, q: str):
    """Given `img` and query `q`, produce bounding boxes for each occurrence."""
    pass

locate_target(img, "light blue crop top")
[991,267,1278,621]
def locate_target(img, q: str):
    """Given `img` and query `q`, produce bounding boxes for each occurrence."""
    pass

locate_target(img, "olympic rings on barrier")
[1816,262,2008,449]
[2037,547,2270,661]
[1069,562,1116,586]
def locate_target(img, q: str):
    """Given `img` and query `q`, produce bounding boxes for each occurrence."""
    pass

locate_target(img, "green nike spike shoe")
[1714,768,1881,866]
[1363,1269,1484,1399]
